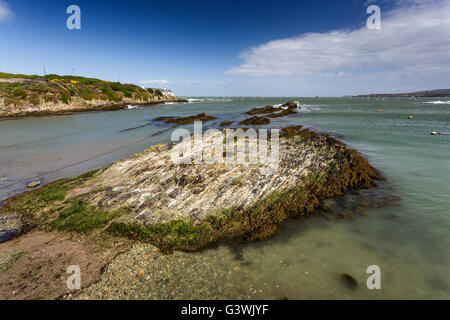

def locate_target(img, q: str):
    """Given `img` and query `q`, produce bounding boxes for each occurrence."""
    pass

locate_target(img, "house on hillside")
[158,88,174,97]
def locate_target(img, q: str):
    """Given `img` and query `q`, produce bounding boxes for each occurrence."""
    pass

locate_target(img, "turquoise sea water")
[0,97,449,299]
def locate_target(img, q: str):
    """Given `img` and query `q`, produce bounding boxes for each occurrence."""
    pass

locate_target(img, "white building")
[151,88,174,97]
[160,88,174,97]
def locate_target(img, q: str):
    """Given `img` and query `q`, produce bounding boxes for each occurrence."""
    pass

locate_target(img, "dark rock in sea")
[219,121,234,126]
[154,113,217,125]
[239,116,271,125]
[267,108,297,118]
[246,105,280,115]
[246,101,300,117]
[342,273,358,288]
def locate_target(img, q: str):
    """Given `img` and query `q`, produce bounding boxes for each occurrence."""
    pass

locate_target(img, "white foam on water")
[187,98,232,103]
[299,104,322,112]
[424,101,450,105]
[187,98,208,103]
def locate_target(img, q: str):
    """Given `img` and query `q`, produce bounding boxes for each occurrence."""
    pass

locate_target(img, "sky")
[0,0,449,96]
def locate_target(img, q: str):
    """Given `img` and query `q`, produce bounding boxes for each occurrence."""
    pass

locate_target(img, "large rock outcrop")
[3,126,380,251]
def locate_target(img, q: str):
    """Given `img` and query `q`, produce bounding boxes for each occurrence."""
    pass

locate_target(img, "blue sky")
[0,0,449,96]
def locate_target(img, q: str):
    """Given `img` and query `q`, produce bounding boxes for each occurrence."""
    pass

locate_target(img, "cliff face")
[0,74,187,118]
[3,126,380,252]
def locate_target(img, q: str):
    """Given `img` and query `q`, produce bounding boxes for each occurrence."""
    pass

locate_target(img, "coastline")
[0,97,189,119]
[0,73,188,119]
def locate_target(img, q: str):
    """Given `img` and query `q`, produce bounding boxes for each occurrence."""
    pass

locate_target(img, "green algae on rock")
[3,126,380,252]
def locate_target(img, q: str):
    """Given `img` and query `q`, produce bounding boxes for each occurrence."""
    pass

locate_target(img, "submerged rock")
[3,126,380,252]
[342,273,358,288]
[239,116,271,125]
[155,113,216,125]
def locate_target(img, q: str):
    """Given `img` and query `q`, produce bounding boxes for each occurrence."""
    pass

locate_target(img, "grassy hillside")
[0,72,166,107]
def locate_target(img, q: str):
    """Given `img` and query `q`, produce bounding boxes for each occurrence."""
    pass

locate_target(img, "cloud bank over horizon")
[226,0,450,93]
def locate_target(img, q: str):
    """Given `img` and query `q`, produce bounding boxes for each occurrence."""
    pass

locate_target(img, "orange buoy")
[408,116,414,119]
[377,109,381,113]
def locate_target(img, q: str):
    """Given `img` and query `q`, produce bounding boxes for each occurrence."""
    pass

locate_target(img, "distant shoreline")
[356,88,450,98]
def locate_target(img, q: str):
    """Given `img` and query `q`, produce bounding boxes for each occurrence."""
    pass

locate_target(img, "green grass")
[0,250,26,273]
[13,88,27,99]
[0,72,165,107]
[4,180,69,218]
[0,83,25,95]
[29,95,40,105]
[107,218,210,248]
[43,74,104,85]
[79,87,96,101]
[0,72,40,79]
[102,86,122,102]
[59,90,71,104]
[49,201,127,234]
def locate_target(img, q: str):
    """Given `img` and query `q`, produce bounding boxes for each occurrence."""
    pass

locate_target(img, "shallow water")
[0,97,449,299]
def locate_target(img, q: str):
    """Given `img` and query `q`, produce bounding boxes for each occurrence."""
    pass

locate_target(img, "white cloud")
[0,1,13,21]
[227,0,450,80]
[139,80,170,87]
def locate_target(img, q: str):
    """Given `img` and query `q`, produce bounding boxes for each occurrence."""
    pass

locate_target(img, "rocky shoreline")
[0,102,381,299]
[0,97,188,119]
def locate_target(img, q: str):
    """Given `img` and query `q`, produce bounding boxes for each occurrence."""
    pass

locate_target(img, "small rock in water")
[27,181,41,188]
[342,273,358,288]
